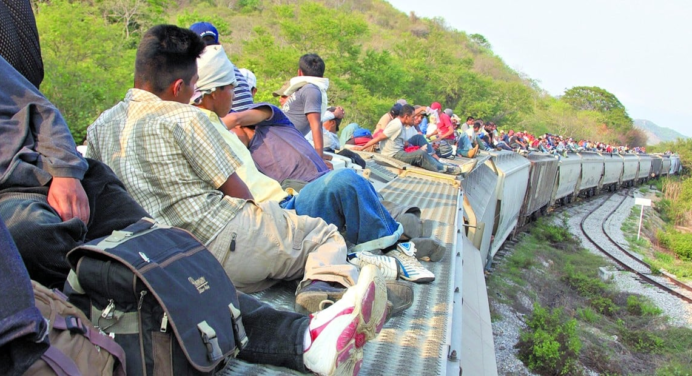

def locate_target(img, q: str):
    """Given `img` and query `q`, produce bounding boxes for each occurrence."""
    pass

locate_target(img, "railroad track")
[579,190,692,304]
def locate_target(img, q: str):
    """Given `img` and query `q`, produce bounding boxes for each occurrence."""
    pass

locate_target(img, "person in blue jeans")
[192,45,434,284]
[455,130,479,158]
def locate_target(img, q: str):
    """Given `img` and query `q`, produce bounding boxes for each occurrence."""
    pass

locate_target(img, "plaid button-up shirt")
[86,89,245,244]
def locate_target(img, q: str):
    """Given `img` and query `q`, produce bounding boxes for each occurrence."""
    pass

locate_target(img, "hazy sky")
[387,0,692,137]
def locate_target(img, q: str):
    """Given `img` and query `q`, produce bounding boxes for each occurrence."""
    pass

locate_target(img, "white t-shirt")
[401,125,418,141]
[380,118,405,157]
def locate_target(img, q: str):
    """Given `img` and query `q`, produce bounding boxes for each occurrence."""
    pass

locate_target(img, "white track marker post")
[634,197,652,240]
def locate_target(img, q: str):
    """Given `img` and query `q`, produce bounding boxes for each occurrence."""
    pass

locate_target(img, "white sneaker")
[347,251,399,281]
[303,265,388,376]
[389,243,435,283]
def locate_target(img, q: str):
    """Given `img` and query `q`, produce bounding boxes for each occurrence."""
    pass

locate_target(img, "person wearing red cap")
[427,102,456,156]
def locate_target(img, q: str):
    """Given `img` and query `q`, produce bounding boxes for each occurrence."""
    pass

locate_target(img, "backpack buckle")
[65,315,88,335]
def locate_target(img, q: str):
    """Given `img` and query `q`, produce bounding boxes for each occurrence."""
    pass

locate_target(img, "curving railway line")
[579,190,692,304]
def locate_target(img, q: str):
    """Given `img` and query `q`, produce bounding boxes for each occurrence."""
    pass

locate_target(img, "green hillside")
[634,119,689,145]
[34,0,645,146]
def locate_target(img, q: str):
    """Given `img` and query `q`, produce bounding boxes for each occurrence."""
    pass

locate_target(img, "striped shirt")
[231,67,254,112]
[86,89,245,245]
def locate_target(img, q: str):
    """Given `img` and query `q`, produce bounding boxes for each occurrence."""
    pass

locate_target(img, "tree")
[469,33,491,50]
[561,86,633,130]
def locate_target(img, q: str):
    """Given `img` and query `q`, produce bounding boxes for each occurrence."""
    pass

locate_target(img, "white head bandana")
[191,45,237,104]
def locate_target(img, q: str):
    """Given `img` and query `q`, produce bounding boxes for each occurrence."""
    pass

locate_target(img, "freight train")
[461,151,682,266]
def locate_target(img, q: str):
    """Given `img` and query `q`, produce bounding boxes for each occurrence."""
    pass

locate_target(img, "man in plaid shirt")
[86,25,361,314]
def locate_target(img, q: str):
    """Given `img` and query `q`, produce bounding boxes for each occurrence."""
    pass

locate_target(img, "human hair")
[389,103,402,118]
[326,106,342,128]
[400,104,415,117]
[473,121,482,129]
[134,25,206,94]
[466,116,474,122]
[298,53,325,77]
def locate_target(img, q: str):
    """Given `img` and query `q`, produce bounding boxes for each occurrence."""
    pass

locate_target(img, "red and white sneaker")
[303,265,388,376]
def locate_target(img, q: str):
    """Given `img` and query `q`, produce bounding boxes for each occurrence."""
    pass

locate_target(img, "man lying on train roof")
[190,44,439,282]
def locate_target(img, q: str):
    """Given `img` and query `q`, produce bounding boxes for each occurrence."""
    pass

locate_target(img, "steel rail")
[580,190,692,304]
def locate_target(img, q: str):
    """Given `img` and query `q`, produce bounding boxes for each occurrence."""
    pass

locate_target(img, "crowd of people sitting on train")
[3,10,673,374]
[1,10,456,374]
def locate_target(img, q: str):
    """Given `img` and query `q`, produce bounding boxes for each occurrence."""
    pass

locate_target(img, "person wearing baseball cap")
[239,68,257,98]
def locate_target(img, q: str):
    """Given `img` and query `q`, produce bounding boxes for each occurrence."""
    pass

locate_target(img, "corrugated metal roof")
[222,175,467,375]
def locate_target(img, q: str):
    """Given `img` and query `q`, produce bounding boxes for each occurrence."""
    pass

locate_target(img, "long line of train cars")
[461,151,682,266]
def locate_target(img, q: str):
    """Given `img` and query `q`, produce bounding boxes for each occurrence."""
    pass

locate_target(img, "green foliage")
[36,0,136,142]
[576,307,599,323]
[657,229,692,261]
[619,327,663,353]
[561,86,633,128]
[626,295,663,316]
[176,10,231,35]
[562,263,607,298]
[516,303,582,375]
[469,33,491,50]
[589,296,618,316]
[238,0,262,13]
[532,220,571,243]
[34,0,660,146]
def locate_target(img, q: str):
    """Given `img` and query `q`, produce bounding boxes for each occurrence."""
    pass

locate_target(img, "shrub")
[562,264,607,297]
[576,307,599,323]
[619,329,663,353]
[516,303,582,375]
[590,296,618,316]
[533,220,571,243]
[657,229,692,261]
[627,295,663,316]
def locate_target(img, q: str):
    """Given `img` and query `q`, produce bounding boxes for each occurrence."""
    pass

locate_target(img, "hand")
[325,161,334,170]
[47,177,90,224]
[352,145,364,151]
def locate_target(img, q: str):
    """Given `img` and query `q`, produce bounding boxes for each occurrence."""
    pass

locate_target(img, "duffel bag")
[64,218,248,376]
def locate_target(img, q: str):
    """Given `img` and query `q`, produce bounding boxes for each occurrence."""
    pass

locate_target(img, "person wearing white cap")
[238,68,257,98]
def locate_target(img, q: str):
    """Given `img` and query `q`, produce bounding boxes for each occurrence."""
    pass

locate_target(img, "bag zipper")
[135,277,147,376]
[102,299,115,319]
[160,313,168,333]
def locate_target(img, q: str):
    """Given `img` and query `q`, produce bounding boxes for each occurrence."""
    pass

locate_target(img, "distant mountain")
[634,119,689,145]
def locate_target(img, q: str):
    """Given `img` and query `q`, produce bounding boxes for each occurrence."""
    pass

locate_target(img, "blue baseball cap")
[190,22,219,45]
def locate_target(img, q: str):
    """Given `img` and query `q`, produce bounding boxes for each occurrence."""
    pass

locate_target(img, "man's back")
[86,88,243,244]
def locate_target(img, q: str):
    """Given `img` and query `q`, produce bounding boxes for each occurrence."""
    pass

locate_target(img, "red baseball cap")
[430,102,442,111]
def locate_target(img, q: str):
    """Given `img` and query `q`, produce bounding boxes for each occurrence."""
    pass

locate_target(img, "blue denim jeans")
[456,134,473,157]
[407,134,434,155]
[292,169,402,251]
[394,149,445,172]
[0,219,49,375]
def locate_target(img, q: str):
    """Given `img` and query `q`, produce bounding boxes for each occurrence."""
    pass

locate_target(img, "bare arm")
[221,107,273,129]
[306,112,324,158]
[218,173,253,200]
